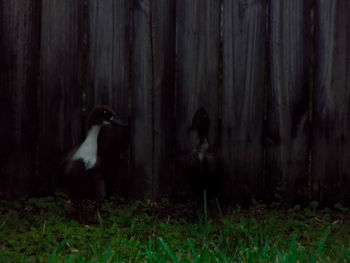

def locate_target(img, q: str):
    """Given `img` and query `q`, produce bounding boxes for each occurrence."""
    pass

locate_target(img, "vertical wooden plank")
[222,0,266,202]
[131,0,153,198]
[87,0,131,197]
[176,0,220,154]
[131,0,176,199]
[152,0,176,197]
[87,0,130,115]
[266,0,312,204]
[0,1,40,197]
[312,0,350,205]
[38,0,83,194]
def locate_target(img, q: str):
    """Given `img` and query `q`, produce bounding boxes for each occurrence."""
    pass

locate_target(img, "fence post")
[266,0,312,205]
[131,0,176,199]
[38,0,84,194]
[222,0,266,203]
[175,0,221,195]
[176,0,221,152]
[86,0,131,198]
[152,0,176,198]
[0,0,41,197]
[312,0,350,205]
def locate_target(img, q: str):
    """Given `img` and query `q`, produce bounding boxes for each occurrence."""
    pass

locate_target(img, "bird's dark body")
[56,105,128,219]
[59,159,104,201]
[180,107,225,202]
[98,125,129,198]
[185,149,222,200]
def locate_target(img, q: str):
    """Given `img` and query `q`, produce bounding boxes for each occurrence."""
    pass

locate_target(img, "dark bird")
[185,107,224,201]
[58,105,128,218]
[97,115,130,199]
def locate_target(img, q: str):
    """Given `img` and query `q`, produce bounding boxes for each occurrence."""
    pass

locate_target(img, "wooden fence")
[1,0,349,205]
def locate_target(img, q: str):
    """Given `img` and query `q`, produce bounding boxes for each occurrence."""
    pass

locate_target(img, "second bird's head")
[189,107,210,137]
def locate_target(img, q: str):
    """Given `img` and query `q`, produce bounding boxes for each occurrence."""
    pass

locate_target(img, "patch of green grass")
[0,196,349,262]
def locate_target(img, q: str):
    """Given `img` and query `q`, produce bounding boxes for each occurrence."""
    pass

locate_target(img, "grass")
[0,195,349,262]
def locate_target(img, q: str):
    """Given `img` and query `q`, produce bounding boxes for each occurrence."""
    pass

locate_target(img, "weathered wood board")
[151,0,176,197]
[38,0,83,194]
[0,0,41,196]
[131,0,154,198]
[175,0,220,197]
[222,0,266,202]
[87,0,131,198]
[176,0,221,153]
[312,0,350,205]
[266,0,312,204]
[131,0,176,199]
[87,0,130,115]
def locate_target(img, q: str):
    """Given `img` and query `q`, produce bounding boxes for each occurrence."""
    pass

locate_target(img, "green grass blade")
[159,238,178,263]
[187,239,199,262]
[316,226,331,254]
[97,210,104,229]
[203,190,208,225]
[289,235,297,251]
[215,248,229,263]
[48,249,57,263]
[215,198,223,220]
[103,246,111,263]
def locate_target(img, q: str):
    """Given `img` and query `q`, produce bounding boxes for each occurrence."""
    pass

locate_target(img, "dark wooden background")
[1,0,349,205]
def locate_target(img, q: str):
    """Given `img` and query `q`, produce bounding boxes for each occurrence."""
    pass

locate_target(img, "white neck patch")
[194,138,209,162]
[73,125,101,170]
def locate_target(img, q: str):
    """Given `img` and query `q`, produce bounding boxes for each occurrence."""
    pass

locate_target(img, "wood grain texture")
[87,0,131,198]
[266,0,312,204]
[175,0,220,198]
[222,0,266,202]
[0,0,40,197]
[87,0,130,115]
[312,0,350,205]
[151,0,176,197]
[131,0,154,198]
[131,0,176,199]
[38,0,84,194]
[176,0,220,153]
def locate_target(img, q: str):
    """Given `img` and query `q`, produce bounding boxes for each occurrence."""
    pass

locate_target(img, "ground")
[0,195,349,262]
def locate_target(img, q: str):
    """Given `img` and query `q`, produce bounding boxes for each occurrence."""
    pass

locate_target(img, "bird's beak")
[110,116,128,127]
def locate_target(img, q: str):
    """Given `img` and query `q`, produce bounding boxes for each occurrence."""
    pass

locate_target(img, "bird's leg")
[93,173,106,215]
[74,199,85,223]
[77,200,82,222]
